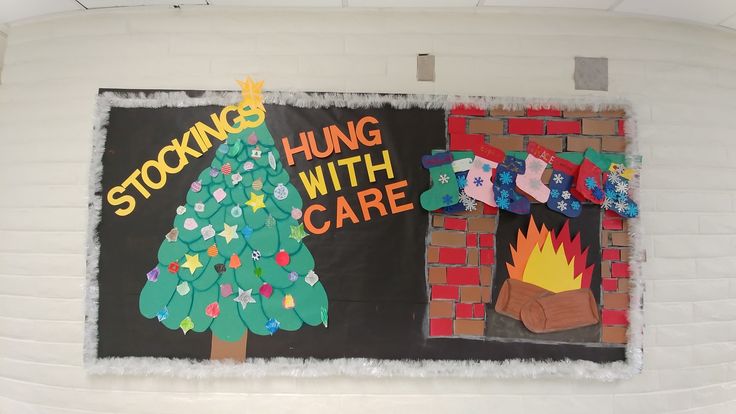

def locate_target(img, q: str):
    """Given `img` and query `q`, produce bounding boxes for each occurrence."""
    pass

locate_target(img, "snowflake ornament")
[614,199,629,213]
[438,174,450,184]
[557,200,568,212]
[615,181,629,195]
[552,173,564,184]
[499,171,513,185]
[585,177,597,190]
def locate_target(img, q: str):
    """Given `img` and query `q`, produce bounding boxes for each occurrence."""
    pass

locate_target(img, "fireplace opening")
[488,204,602,343]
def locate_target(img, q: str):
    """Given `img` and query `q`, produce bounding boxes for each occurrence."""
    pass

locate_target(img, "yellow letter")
[365,150,394,183]
[122,169,151,199]
[107,186,136,217]
[298,166,328,199]
[337,155,362,187]
[141,160,167,190]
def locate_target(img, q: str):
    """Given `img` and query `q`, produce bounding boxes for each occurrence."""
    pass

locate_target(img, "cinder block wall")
[0,7,735,414]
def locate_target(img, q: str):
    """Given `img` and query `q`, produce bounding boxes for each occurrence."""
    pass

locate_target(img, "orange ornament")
[229,253,241,269]
[207,245,218,257]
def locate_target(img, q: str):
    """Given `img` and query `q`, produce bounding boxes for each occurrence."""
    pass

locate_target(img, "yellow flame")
[520,233,582,293]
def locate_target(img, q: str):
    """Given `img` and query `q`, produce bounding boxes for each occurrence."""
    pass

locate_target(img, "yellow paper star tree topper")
[237,76,265,112]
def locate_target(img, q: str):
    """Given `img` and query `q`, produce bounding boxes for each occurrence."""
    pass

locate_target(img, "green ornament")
[289,223,309,243]
[228,141,243,157]
[179,316,194,334]
[320,306,328,327]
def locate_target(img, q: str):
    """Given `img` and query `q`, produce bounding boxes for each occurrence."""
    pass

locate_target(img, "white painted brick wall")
[0,7,735,414]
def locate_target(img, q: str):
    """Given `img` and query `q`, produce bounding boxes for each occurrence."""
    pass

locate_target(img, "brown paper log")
[494,278,552,320]
[520,288,600,334]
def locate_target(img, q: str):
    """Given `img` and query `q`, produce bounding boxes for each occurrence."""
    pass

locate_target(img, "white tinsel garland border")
[86,90,644,381]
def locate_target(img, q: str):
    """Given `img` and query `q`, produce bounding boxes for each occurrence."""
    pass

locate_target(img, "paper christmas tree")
[138,82,328,359]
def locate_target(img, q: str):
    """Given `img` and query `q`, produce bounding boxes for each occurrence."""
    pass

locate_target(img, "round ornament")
[231,205,242,218]
[190,181,202,192]
[252,178,263,191]
[274,183,289,201]
[291,207,302,220]
[275,250,290,267]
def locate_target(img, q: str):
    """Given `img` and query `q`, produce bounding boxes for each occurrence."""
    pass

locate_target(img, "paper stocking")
[516,141,556,202]
[464,143,505,207]
[493,155,530,215]
[444,157,475,213]
[575,148,607,205]
[603,163,639,218]
[546,157,582,218]
[420,151,460,211]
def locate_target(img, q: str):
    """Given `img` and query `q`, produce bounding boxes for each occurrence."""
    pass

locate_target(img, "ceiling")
[2,0,736,31]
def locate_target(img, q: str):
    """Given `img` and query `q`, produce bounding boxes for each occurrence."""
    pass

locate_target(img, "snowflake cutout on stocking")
[571,201,581,211]
[496,197,510,210]
[585,177,597,190]
[482,163,491,173]
[614,199,629,213]
[457,176,467,188]
[473,176,483,187]
[438,174,450,184]
[607,171,621,184]
[602,197,613,210]
[441,194,453,205]
[561,190,571,200]
[557,200,568,212]
[552,173,564,184]
[459,192,477,211]
[615,181,629,194]
[499,171,513,185]
[550,189,560,199]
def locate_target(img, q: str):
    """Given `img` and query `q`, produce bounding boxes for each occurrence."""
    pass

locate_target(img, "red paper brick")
[602,309,628,325]
[482,204,499,214]
[446,267,480,285]
[473,303,486,318]
[431,285,459,300]
[480,249,495,265]
[602,278,618,291]
[455,303,473,318]
[449,133,483,151]
[438,248,466,264]
[605,209,620,218]
[451,105,486,116]
[546,120,581,134]
[602,248,621,261]
[466,233,477,247]
[618,119,625,136]
[611,262,630,278]
[448,117,467,134]
[444,217,467,231]
[603,217,624,230]
[508,119,544,135]
[429,318,453,336]
[527,108,561,117]
[479,234,494,248]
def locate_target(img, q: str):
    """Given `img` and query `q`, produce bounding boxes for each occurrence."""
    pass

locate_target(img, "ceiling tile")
[720,13,736,30]
[614,0,736,25]
[0,0,83,24]
[481,0,618,10]
[348,0,478,7]
[80,0,206,9]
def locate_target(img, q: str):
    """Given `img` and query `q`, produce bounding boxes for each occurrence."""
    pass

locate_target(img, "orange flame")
[506,217,593,292]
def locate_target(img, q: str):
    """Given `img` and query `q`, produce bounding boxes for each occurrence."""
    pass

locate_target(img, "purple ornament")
[209,167,219,177]
[146,267,160,282]
[288,271,299,282]
[190,180,202,192]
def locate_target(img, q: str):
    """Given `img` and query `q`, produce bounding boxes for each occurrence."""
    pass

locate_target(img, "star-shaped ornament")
[289,223,309,242]
[237,76,265,112]
[245,192,266,212]
[219,223,239,244]
[181,253,202,274]
[233,288,256,310]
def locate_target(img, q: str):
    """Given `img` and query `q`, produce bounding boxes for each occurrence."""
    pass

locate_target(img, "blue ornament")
[241,226,253,239]
[265,318,280,335]
[156,306,169,322]
[218,144,229,154]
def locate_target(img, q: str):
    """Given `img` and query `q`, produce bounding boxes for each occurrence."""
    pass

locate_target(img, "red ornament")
[259,282,273,298]
[275,250,290,267]
[168,262,180,273]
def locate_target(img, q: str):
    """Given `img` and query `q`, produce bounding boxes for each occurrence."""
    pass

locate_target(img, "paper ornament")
[146,267,159,282]
[214,263,226,274]
[176,206,187,215]
[231,205,242,218]
[251,250,262,261]
[176,281,190,295]
[183,218,198,230]
[207,244,218,257]
[245,192,265,212]
[190,181,202,192]
[213,188,227,203]
[274,183,288,200]
[205,302,221,318]
[241,226,253,239]
[218,223,239,244]
[201,224,215,240]
[231,173,243,185]
[156,307,168,322]
[221,163,232,175]
[291,207,302,220]
[229,253,241,269]
[289,223,308,242]
[194,202,205,212]
[218,143,229,154]
[243,161,255,171]
[275,250,290,267]
[165,228,178,242]
[283,294,295,309]
[209,167,219,178]
[265,318,280,335]
[233,288,256,309]
[305,270,319,286]
[268,152,276,170]
[259,283,273,298]
[181,253,203,274]
[252,178,263,191]
[251,146,262,159]
[168,262,180,273]
[220,283,233,297]
[228,141,242,156]
[179,316,194,334]
[288,271,299,282]
[247,133,258,145]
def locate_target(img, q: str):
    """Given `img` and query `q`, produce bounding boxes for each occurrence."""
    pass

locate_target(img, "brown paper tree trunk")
[494,278,551,320]
[520,289,600,334]
[210,331,248,361]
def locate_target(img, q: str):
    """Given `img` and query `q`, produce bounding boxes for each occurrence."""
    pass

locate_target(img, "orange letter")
[356,115,382,146]
[385,180,414,214]
[335,196,359,229]
[357,187,388,221]
[303,204,330,235]
[308,130,334,158]
[281,132,313,166]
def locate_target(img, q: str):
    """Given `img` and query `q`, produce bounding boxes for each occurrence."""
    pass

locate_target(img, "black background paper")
[95,90,624,363]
